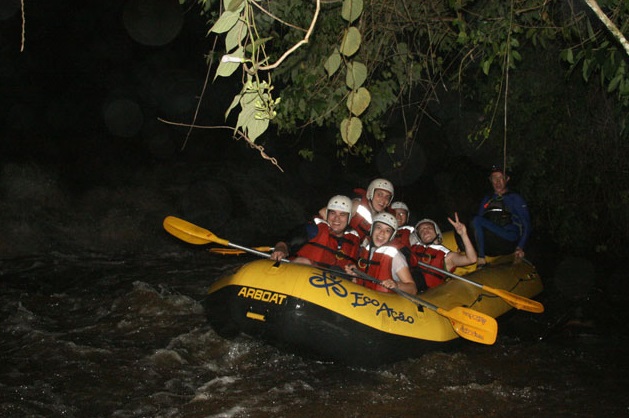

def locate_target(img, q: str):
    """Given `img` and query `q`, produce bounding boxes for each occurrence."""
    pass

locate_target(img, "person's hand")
[514,247,525,260]
[382,279,398,290]
[270,242,289,261]
[270,250,286,261]
[447,212,467,236]
[344,264,358,276]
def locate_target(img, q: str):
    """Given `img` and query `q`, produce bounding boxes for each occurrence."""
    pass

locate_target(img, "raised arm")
[445,212,477,271]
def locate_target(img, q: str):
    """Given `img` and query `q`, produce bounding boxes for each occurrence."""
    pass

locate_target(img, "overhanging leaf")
[346,61,367,89]
[224,0,244,13]
[225,20,247,53]
[236,92,270,142]
[340,117,362,146]
[346,87,371,116]
[225,94,242,120]
[324,50,342,77]
[244,118,269,143]
[341,0,363,24]
[340,27,361,57]
[209,10,240,34]
[214,46,244,79]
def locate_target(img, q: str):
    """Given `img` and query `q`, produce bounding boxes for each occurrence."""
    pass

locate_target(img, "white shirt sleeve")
[391,252,409,282]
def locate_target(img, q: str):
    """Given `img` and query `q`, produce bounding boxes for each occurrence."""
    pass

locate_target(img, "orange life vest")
[348,190,373,241]
[295,218,360,267]
[409,243,451,288]
[355,244,399,293]
[392,225,413,251]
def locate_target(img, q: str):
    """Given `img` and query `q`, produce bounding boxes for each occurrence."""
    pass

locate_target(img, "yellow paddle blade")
[483,285,545,313]
[415,260,544,314]
[163,216,229,246]
[440,306,498,345]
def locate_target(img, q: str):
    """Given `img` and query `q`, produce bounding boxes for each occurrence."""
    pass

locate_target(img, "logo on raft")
[237,286,288,305]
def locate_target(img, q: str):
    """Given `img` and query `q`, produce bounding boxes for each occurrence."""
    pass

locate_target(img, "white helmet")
[391,200,411,217]
[326,195,353,221]
[371,212,398,241]
[366,178,394,203]
[390,201,409,213]
[414,218,442,244]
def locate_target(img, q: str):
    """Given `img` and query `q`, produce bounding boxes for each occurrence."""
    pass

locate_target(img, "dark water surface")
[1,253,628,417]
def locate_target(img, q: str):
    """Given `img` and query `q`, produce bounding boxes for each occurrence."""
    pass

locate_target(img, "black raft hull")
[204,258,543,366]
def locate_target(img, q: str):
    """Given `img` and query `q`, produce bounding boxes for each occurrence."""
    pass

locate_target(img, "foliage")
[190,0,627,161]
[189,0,554,159]
[558,0,629,131]
[461,43,629,258]
[186,0,629,257]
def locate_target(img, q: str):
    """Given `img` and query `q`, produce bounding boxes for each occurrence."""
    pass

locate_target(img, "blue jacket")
[478,190,531,250]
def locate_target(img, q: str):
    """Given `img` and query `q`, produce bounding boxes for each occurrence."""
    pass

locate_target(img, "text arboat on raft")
[163,216,544,367]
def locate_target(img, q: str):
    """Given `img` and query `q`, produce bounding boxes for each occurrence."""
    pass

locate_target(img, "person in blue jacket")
[472,166,531,266]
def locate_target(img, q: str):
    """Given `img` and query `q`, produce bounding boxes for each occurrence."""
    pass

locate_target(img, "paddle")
[163,216,289,260]
[209,247,274,255]
[414,260,544,313]
[164,215,498,344]
[350,268,497,345]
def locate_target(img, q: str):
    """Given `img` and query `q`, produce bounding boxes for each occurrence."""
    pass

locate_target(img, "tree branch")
[257,0,321,71]
[583,0,629,57]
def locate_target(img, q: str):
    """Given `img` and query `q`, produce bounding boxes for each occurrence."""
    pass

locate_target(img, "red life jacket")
[409,243,451,288]
[355,244,399,293]
[348,189,373,241]
[295,218,360,267]
[392,225,413,251]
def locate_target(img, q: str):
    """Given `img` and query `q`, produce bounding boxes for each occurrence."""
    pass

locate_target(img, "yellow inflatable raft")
[204,255,543,366]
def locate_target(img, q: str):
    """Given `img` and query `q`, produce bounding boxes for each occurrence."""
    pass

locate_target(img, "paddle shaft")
[352,269,438,312]
[210,247,274,255]
[227,242,287,261]
[416,260,485,287]
[351,268,497,345]
[415,259,544,313]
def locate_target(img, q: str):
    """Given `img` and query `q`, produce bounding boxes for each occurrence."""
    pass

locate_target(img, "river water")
[1,252,628,417]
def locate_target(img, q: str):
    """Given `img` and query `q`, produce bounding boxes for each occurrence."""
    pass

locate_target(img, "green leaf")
[236,92,269,142]
[245,117,269,143]
[481,59,491,76]
[340,117,362,146]
[225,94,242,120]
[346,87,371,116]
[339,27,362,57]
[561,48,574,65]
[341,0,363,23]
[298,149,315,161]
[324,50,342,77]
[582,59,591,82]
[214,46,244,79]
[224,0,245,12]
[608,74,623,93]
[247,36,273,54]
[346,61,367,89]
[209,10,240,34]
[225,20,247,53]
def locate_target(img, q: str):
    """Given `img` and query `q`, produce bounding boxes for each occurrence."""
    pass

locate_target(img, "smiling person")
[271,195,360,268]
[344,212,417,295]
[471,166,531,267]
[319,178,395,241]
[390,201,414,250]
[409,214,477,290]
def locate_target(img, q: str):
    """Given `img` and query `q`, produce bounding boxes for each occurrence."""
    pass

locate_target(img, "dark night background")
[0,0,318,256]
[1,0,628,305]
[2,3,629,415]
[0,0,462,255]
